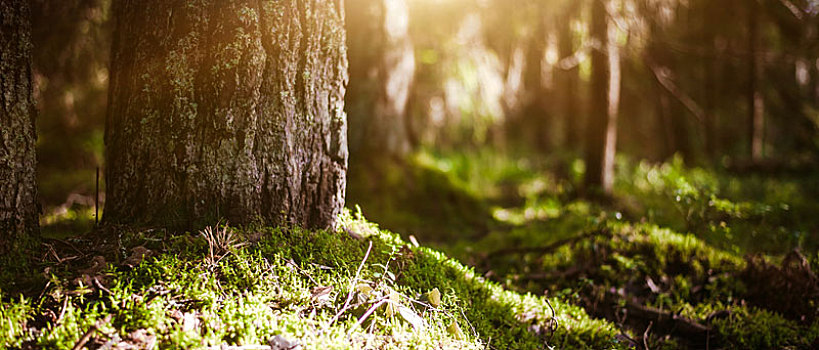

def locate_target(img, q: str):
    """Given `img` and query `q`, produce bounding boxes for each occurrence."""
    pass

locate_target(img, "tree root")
[483,229,610,263]
[591,290,715,348]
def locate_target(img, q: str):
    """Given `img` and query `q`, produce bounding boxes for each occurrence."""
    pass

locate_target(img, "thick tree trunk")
[104,0,348,230]
[0,0,39,251]
[346,0,415,165]
[584,0,620,195]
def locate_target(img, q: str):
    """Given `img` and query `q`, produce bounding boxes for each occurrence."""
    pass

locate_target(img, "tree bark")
[346,0,415,165]
[584,0,620,195]
[0,0,39,251]
[104,0,348,230]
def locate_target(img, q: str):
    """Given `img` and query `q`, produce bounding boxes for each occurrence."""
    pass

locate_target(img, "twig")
[45,238,86,257]
[544,297,559,345]
[522,263,595,282]
[351,297,390,332]
[37,280,52,301]
[56,297,69,325]
[600,290,712,345]
[644,55,705,124]
[643,321,653,350]
[93,276,113,295]
[95,166,100,226]
[72,314,112,350]
[327,241,373,327]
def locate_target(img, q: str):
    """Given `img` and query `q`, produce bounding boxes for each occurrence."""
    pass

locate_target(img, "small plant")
[200,223,238,263]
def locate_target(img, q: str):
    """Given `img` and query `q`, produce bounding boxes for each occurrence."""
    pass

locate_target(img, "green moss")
[712,306,819,349]
[0,211,623,349]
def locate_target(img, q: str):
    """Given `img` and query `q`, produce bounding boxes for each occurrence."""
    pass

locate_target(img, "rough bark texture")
[0,0,39,251]
[346,0,415,163]
[105,0,348,230]
[584,0,620,195]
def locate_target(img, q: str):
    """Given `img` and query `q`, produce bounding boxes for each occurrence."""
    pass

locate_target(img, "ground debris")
[740,250,819,322]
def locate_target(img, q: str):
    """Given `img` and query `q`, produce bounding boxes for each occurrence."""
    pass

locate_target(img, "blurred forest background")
[22,0,819,347]
[35,0,819,243]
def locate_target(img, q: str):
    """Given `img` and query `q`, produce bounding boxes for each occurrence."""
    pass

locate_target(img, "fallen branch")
[598,291,713,347]
[644,55,705,125]
[484,229,609,262]
[72,314,112,350]
[521,263,596,282]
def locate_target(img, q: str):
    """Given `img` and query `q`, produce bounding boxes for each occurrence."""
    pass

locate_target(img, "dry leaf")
[447,321,466,340]
[426,288,442,308]
[397,305,426,330]
[311,286,333,303]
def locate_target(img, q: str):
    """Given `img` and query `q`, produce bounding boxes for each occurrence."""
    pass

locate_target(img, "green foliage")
[712,306,819,349]
[615,155,819,254]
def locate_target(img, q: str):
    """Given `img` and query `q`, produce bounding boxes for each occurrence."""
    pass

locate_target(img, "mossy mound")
[479,221,819,349]
[0,210,624,349]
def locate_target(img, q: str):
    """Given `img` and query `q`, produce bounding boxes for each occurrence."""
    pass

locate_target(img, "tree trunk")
[104,0,348,230]
[523,13,550,152]
[0,0,39,251]
[747,0,765,162]
[346,0,415,166]
[702,0,719,161]
[584,0,620,195]
[557,1,581,151]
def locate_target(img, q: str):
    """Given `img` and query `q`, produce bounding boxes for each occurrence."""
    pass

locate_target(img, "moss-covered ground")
[2,210,623,349]
[4,150,819,349]
[349,150,819,349]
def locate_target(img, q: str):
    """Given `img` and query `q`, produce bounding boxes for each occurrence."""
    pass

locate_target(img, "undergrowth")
[360,149,819,349]
[0,210,624,349]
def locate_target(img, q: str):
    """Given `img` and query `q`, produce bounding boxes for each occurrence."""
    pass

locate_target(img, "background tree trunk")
[748,0,765,162]
[104,0,348,230]
[584,0,620,195]
[0,0,39,251]
[346,0,415,166]
[557,1,581,152]
[702,0,719,161]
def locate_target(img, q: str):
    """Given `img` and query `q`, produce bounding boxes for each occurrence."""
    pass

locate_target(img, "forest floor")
[349,150,819,349]
[2,150,819,349]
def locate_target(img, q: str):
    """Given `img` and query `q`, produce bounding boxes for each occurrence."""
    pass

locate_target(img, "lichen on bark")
[105,0,348,230]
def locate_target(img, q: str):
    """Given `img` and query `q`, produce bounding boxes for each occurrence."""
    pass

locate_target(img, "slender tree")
[346,0,416,166]
[0,0,39,251]
[557,0,581,151]
[701,0,720,160]
[747,0,765,162]
[584,0,620,195]
[104,0,348,230]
